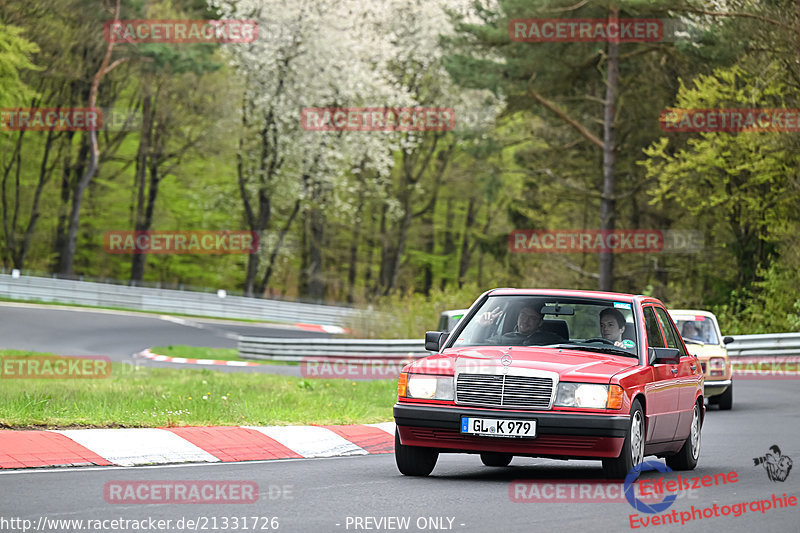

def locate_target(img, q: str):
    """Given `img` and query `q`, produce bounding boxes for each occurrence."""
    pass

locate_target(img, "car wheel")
[394,429,438,476]
[602,399,645,479]
[480,452,512,467]
[716,383,733,410]
[666,400,702,470]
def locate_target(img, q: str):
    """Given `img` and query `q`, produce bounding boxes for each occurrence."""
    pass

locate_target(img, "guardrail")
[238,336,427,363]
[238,332,800,364]
[726,333,800,359]
[0,273,356,326]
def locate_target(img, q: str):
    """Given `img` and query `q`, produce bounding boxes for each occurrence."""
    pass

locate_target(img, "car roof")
[669,309,718,319]
[488,288,642,302]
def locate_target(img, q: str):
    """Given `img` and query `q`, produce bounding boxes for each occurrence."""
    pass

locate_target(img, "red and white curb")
[136,349,262,367]
[0,422,395,469]
[295,323,348,334]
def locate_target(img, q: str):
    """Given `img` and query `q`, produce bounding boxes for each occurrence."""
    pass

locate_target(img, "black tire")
[394,429,438,476]
[480,452,512,467]
[716,383,733,410]
[602,399,645,479]
[666,401,702,471]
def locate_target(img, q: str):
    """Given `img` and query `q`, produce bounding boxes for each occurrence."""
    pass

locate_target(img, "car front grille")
[456,373,554,409]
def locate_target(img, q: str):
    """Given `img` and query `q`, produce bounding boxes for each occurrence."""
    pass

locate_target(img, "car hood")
[683,343,727,359]
[409,346,638,383]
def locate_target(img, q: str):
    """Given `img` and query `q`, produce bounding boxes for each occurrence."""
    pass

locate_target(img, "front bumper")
[703,379,732,397]
[394,403,628,458]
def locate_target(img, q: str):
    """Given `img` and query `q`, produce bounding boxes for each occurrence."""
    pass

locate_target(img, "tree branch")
[527,73,604,148]
[681,7,791,30]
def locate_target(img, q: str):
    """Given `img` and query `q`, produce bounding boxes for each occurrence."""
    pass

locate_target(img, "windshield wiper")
[545,343,638,358]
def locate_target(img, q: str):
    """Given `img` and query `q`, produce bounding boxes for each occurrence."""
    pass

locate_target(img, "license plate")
[460,417,536,438]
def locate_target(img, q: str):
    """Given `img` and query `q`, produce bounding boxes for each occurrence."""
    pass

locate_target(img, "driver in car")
[599,308,627,347]
[477,301,564,346]
[682,322,703,341]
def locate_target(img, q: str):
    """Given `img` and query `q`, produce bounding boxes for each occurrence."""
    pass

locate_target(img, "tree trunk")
[440,198,455,290]
[599,7,620,291]
[58,0,126,275]
[346,197,364,303]
[256,199,300,295]
[421,185,439,295]
[130,90,154,283]
[16,129,56,268]
[457,197,477,287]
[306,206,325,300]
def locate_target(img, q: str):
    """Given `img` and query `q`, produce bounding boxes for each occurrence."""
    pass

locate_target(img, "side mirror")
[723,336,734,345]
[649,347,680,365]
[425,331,448,352]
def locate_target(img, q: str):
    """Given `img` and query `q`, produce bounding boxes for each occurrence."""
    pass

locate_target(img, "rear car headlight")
[708,357,725,370]
[555,383,623,409]
[708,357,725,376]
[404,374,454,400]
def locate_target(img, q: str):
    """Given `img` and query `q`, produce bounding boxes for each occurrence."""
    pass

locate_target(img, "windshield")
[450,295,638,355]
[673,315,719,344]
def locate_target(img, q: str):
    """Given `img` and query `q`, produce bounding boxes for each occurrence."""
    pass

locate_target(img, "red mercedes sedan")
[393,289,704,478]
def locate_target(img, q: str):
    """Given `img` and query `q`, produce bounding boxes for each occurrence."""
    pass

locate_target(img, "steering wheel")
[583,337,616,345]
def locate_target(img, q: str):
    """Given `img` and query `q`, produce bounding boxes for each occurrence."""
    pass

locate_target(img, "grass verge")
[0,350,395,429]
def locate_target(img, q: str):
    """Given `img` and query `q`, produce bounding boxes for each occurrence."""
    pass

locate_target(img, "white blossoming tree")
[210,0,499,298]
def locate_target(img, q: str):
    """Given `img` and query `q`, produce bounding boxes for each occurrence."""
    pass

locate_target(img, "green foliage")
[0,24,40,107]
[0,0,799,336]
[713,263,800,334]
[642,60,800,314]
[346,284,485,339]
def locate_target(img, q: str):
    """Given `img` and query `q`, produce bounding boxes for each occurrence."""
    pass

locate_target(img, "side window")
[654,308,687,356]
[643,307,666,348]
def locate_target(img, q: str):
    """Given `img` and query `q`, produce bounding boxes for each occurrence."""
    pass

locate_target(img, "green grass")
[0,350,396,429]
[151,345,298,366]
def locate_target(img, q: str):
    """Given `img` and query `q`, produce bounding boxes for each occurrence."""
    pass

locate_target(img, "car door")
[654,307,700,440]
[642,306,681,443]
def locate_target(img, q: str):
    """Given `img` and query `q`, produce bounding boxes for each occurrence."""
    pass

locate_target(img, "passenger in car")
[681,322,703,341]
[599,308,627,347]
[477,301,564,346]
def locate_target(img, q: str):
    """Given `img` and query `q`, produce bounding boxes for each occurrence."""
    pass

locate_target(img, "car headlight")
[555,383,623,409]
[708,357,726,376]
[405,374,454,400]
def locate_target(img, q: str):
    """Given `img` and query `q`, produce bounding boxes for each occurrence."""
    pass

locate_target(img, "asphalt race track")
[0,302,330,374]
[0,304,798,532]
[0,379,797,533]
